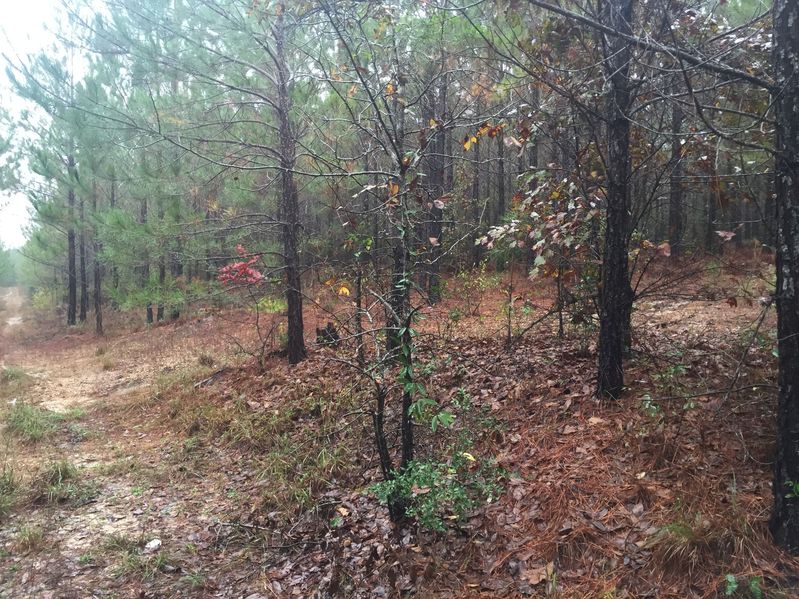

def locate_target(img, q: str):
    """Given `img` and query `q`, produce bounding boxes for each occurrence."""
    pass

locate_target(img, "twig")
[723,299,772,406]
[213,521,323,549]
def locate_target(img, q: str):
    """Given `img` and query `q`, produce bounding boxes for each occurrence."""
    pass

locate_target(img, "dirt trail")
[1,288,23,329]
[0,305,255,597]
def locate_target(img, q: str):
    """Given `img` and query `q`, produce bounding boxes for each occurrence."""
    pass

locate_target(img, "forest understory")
[0,256,796,599]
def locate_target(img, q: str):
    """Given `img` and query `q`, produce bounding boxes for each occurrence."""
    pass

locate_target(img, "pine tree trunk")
[156,204,165,322]
[273,6,306,364]
[92,181,103,336]
[596,0,634,399]
[140,199,153,324]
[79,194,88,323]
[110,176,119,300]
[770,0,799,553]
[67,154,77,326]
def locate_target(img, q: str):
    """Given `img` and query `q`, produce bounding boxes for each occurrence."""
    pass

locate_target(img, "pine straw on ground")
[135,297,794,598]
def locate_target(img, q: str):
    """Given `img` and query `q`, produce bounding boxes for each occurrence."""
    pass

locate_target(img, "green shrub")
[372,454,504,532]
[31,288,57,311]
[255,296,287,314]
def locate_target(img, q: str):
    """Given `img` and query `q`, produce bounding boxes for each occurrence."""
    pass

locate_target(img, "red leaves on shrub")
[218,245,263,285]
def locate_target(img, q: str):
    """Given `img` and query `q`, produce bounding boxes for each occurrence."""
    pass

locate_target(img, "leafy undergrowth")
[0,274,796,597]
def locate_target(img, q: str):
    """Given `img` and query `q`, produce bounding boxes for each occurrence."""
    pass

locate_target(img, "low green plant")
[652,363,688,395]
[0,465,17,518]
[784,480,799,499]
[31,288,57,311]
[372,454,504,532]
[32,459,96,505]
[6,403,60,443]
[5,402,85,443]
[723,573,763,598]
[457,262,502,316]
[182,570,206,589]
[104,532,143,553]
[0,367,28,385]
[255,296,287,314]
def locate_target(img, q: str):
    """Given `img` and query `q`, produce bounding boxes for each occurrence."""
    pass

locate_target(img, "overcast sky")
[0,0,58,249]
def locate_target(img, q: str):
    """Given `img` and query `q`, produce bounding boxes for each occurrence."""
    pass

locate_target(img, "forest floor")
[0,256,797,598]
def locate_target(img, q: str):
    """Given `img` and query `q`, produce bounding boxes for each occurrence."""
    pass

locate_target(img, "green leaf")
[748,576,762,599]
[723,574,738,596]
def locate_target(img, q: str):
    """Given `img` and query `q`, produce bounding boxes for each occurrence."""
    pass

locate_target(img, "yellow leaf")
[338,285,350,297]
[461,452,476,461]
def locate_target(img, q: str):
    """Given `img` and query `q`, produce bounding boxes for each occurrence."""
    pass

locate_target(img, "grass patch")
[104,532,145,553]
[94,457,143,477]
[117,550,175,580]
[104,533,176,580]
[15,525,44,553]
[0,464,18,519]
[0,367,28,385]
[31,459,98,505]
[5,402,84,444]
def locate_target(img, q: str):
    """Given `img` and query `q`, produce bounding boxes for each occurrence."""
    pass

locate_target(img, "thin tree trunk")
[496,129,506,224]
[706,185,718,252]
[170,243,182,320]
[92,181,103,336]
[427,70,446,304]
[67,153,77,326]
[109,175,119,299]
[471,134,483,266]
[156,203,165,322]
[273,6,306,364]
[668,100,684,256]
[770,0,799,553]
[79,193,88,323]
[140,199,153,324]
[596,0,634,399]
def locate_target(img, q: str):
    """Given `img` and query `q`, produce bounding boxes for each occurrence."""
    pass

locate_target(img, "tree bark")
[770,0,799,553]
[92,181,103,336]
[140,199,153,324]
[273,6,306,364]
[471,132,483,266]
[596,0,634,399]
[66,153,77,326]
[79,193,88,323]
[109,175,119,299]
[427,70,446,304]
[156,203,165,322]
[668,100,684,256]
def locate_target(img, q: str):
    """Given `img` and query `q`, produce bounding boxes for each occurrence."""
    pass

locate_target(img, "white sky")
[0,0,58,249]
